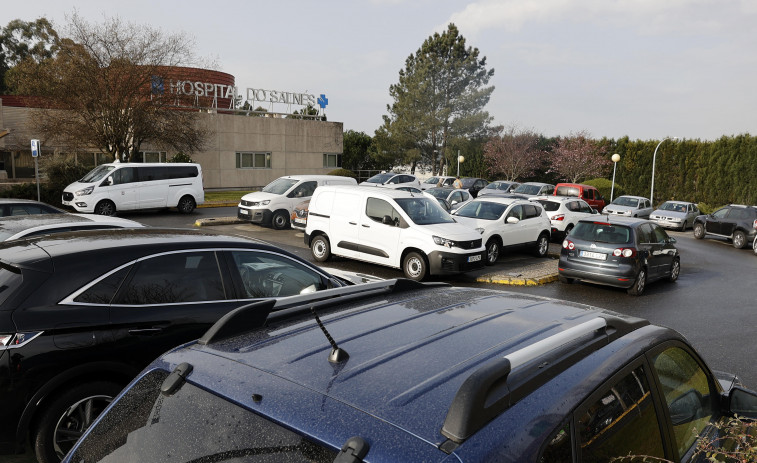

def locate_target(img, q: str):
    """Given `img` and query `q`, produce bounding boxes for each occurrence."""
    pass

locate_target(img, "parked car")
[62,162,204,215]
[359,172,421,189]
[290,198,310,231]
[558,216,680,295]
[510,181,555,198]
[238,175,357,229]
[62,280,757,463]
[423,187,472,212]
[692,204,757,249]
[0,199,65,216]
[0,213,143,241]
[0,228,349,463]
[305,185,485,280]
[604,195,653,218]
[649,200,701,231]
[453,196,552,265]
[553,182,606,212]
[459,177,489,198]
[420,175,456,190]
[477,180,520,196]
[532,196,597,241]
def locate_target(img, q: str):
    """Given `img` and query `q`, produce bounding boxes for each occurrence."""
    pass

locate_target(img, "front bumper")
[238,207,271,225]
[427,249,486,275]
[558,253,639,288]
[61,196,92,213]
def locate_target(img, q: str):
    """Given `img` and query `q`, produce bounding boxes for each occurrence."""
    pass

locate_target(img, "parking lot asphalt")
[194,213,562,286]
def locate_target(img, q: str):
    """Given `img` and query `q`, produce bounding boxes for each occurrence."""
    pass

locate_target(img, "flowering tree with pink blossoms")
[549,131,611,183]
[483,125,546,181]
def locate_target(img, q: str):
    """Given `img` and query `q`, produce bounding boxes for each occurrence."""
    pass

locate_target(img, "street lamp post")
[610,153,620,202]
[457,150,464,177]
[650,137,678,205]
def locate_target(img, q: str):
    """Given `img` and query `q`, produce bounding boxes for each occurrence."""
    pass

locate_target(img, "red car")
[554,183,606,212]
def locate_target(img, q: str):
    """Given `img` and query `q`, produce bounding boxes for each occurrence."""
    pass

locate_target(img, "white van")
[62,163,204,215]
[304,185,486,280]
[238,175,357,229]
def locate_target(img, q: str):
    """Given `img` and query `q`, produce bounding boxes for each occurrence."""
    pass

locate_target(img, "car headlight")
[433,235,456,248]
[75,186,94,196]
[261,200,270,205]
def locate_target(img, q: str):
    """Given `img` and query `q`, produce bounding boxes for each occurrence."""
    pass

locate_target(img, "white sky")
[5,0,757,141]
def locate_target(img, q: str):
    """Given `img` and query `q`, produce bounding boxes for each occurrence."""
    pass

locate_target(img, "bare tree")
[483,125,545,180]
[549,130,611,183]
[9,13,209,161]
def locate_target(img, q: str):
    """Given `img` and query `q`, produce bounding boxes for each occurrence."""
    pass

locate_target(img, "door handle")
[349,222,357,225]
[362,224,370,228]
[128,328,164,336]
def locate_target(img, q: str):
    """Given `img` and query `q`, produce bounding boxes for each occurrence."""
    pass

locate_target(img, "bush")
[583,177,626,201]
[169,152,194,163]
[328,168,357,179]
[696,202,722,215]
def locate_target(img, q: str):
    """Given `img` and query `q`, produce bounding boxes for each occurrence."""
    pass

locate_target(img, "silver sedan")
[649,201,700,231]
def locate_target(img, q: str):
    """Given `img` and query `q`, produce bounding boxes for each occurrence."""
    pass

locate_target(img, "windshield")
[461,178,476,188]
[612,197,639,207]
[555,186,580,196]
[485,182,509,191]
[365,173,394,184]
[395,197,454,225]
[513,184,542,195]
[80,165,116,183]
[426,188,452,200]
[262,178,299,195]
[455,201,508,220]
[571,222,632,244]
[659,202,686,212]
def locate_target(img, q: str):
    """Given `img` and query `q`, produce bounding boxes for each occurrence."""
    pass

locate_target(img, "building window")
[323,153,341,168]
[138,151,167,163]
[236,152,271,169]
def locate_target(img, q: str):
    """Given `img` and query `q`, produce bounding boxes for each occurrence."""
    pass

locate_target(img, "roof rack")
[198,279,449,346]
[440,315,648,449]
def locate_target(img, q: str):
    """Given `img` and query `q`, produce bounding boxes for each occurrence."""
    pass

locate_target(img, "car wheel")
[310,235,331,262]
[679,220,687,232]
[732,230,747,249]
[564,224,574,237]
[403,252,427,281]
[693,223,705,239]
[533,233,549,258]
[271,210,290,230]
[177,195,196,214]
[485,238,500,266]
[753,237,757,255]
[668,258,681,282]
[34,381,122,463]
[558,274,574,284]
[627,268,647,296]
[94,200,116,216]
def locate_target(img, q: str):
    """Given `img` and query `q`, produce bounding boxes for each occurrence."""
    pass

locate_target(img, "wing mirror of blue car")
[726,386,757,419]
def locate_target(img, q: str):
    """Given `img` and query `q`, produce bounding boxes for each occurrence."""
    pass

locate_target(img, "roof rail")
[440,316,643,447]
[198,279,448,345]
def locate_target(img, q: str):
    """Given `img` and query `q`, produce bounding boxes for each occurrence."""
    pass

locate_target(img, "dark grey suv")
[693,204,757,249]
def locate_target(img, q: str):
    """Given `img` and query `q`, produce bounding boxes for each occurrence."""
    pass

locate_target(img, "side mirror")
[726,386,757,419]
[102,176,113,186]
[382,215,395,226]
[591,208,598,214]
[451,200,459,205]
[506,216,519,224]
[668,237,677,244]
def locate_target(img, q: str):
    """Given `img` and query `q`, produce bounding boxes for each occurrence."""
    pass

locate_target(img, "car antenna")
[311,306,349,363]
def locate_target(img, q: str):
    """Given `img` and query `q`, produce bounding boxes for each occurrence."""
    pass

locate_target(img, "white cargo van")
[237,175,357,229]
[304,185,486,280]
[62,163,204,215]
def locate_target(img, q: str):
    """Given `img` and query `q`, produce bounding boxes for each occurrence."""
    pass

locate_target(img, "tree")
[382,23,495,175]
[549,131,611,183]
[483,125,545,181]
[342,130,374,171]
[7,14,208,162]
[289,104,323,120]
[0,17,59,94]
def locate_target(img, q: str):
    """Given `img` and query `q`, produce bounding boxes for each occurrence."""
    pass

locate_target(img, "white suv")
[532,196,598,241]
[452,196,552,265]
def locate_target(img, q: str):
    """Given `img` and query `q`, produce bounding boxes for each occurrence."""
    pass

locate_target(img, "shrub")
[328,168,357,179]
[583,177,625,201]
[169,152,194,163]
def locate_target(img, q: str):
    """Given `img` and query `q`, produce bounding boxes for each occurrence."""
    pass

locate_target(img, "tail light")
[612,248,637,258]
[753,219,757,230]
[553,214,565,221]
[562,240,575,250]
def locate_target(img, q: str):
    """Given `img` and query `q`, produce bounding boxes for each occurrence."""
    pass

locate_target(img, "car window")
[571,222,631,244]
[728,208,748,220]
[68,369,336,463]
[539,424,572,463]
[578,201,593,214]
[651,346,715,458]
[290,181,317,198]
[74,267,132,304]
[567,201,580,212]
[524,204,539,219]
[506,205,524,221]
[115,251,226,304]
[536,200,560,212]
[637,223,653,244]
[230,250,326,298]
[366,197,402,224]
[461,191,470,201]
[456,201,508,220]
[712,208,729,219]
[577,364,666,462]
[113,167,136,185]
[450,191,462,203]
[651,225,669,243]
[395,197,454,225]
[584,189,594,200]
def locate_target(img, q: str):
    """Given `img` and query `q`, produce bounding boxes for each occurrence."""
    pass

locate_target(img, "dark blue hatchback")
[62,280,757,462]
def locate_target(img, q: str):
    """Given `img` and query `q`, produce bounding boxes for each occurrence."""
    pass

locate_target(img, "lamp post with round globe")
[457,151,465,177]
[610,153,620,202]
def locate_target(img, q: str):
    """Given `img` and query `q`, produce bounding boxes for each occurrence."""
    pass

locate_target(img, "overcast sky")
[5,0,757,141]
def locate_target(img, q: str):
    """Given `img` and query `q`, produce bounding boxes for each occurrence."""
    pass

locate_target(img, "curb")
[476,273,559,286]
[194,216,245,227]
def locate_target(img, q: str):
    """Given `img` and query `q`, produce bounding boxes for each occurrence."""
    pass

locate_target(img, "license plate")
[468,254,482,263]
[294,218,306,224]
[238,208,249,215]
[579,250,607,260]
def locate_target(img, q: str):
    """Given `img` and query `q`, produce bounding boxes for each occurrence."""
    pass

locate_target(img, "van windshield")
[262,178,299,195]
[80,165,116,183]
[395,197,454,225]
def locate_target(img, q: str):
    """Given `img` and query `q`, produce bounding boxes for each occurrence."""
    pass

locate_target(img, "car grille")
[62,192,74,201]
[456,239,482,250]
[240,200,259,207]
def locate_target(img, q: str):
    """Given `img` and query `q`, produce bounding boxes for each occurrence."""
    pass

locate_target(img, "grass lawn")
[204,190,254,202]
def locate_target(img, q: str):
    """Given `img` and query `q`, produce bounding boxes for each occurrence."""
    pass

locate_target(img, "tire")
[177,195,196,214]
[34,381,122,463]
[564,224,574,237]
[271,210,290,230]
[558,274,574,284]
[627,268,647,296]
[94,200,116,216]
[753,237,757,256]
[310,235,331,262]
[668,258,680,282]
[679,220,687,232]
[693,223,705,239]
[485,238,500,266]
[533,233,549,258]
[732,230,747,249]
[402,252,427,281]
